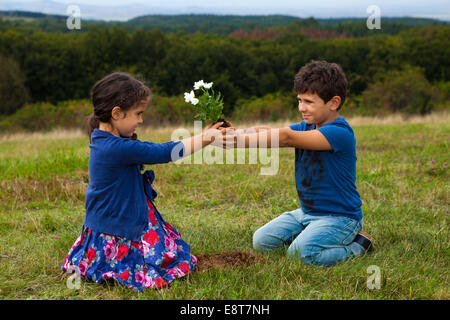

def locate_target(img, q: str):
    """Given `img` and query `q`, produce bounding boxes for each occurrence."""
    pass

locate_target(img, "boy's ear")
[328,96,341,111]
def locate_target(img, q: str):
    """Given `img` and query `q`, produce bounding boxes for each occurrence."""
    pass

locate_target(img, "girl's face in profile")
[113,98,148,138]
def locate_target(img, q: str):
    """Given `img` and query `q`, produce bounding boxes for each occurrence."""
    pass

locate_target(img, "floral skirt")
[61,197,198,292]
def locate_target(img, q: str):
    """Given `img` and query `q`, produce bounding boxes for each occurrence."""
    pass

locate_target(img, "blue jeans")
[253,208,365,266]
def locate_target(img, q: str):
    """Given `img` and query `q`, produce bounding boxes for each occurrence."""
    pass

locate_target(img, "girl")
[61,72,227,291]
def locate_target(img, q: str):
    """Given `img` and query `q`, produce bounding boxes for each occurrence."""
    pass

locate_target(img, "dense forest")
[0,11,449,130]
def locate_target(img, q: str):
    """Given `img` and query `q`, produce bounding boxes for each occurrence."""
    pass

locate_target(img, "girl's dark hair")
[294,60,347,111]
[87,72,151,141]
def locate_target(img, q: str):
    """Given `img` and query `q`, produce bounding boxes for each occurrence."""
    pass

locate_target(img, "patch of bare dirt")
[195,251,266,273]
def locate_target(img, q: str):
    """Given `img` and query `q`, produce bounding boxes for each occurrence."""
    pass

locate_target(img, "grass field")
[0,116,448,300]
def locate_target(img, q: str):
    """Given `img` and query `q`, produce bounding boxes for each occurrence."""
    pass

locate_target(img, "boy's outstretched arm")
[279,127,332,150]
[233,127,332,151]
[246,126,272,133]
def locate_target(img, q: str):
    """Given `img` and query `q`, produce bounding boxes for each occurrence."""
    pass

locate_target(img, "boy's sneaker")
[353,230,374,253]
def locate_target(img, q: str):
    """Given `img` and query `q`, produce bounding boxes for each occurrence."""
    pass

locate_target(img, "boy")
[227,60,374,266]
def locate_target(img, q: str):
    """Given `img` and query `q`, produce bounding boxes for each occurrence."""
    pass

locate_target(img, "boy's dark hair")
[294,60,347,111]
[87,72,151,141]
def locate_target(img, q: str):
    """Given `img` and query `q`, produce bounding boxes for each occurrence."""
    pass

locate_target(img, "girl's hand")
[204,122,237,149]
[203,122,225,145]
[205,120,236,131]
[222,120,235,130]
[204,121,225,132]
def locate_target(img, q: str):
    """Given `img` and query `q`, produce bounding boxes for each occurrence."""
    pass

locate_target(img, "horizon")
[0,0,449,21]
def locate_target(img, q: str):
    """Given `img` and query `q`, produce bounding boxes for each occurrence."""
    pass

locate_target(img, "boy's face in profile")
[297,92,340,129]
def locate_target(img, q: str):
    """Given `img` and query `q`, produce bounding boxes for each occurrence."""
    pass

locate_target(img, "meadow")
[0,114,448,300]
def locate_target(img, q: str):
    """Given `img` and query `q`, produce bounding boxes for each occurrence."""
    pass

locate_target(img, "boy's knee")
[252,227,281,251]
[287,243,356,267]
[287,243,324,265]
[252,228,266,250]
[286,242,306,258]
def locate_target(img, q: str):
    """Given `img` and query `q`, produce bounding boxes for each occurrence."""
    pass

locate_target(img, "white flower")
[184,90,196,103]
[203,81,213,89]
[194,80,205,90]
[194,80,213,90]
[184,90,199,105]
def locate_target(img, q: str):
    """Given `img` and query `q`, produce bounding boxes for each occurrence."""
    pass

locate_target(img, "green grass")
[0,122,449,299]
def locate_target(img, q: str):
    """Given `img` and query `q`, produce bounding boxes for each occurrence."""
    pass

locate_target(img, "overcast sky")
[2,0,449,20]
[81,1,449,19]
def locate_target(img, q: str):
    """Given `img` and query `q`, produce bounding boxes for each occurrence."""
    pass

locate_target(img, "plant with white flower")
[184,80,227,126]
[184,90,199,105]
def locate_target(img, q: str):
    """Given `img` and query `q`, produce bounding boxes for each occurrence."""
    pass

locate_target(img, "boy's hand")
[222,128,238,149]
[219,128,258,149]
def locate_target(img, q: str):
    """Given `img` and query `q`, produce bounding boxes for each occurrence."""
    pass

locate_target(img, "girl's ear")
[111,106,124,120]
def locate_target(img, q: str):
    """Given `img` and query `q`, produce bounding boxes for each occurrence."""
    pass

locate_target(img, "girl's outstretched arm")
[179,122,227,156]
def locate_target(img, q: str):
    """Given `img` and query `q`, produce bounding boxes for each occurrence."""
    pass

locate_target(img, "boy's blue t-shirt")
[289,117,362,220]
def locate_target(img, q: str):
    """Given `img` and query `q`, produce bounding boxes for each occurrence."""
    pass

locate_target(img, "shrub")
[360,67,442,115]
[0,54,29,115]
[144,93,197,125]
[232,92,297,122]
[0,100,92,132]
[435,81,450,101]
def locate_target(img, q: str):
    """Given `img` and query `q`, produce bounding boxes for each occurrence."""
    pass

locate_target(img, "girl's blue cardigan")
[84,129,184,241]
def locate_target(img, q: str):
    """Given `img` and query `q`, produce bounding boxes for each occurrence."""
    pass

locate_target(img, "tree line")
[0,20,449,118]
[1,11,447,35]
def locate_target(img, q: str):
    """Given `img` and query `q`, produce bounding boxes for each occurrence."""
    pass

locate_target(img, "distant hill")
[0,9,65,20]
[0,10,448,35]
[127,14,301,33]
[124,14,450,34]
[0,10,109,32]
[316,16,449,26]
[0,0,148,21]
